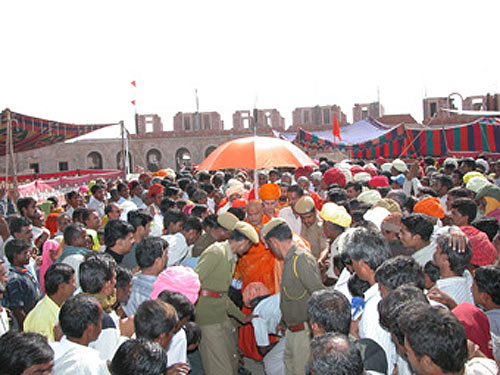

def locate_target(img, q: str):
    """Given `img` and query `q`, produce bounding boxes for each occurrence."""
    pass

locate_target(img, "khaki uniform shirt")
[195,241,245,325]
[280,244,324,326]
[300,215,327,259]
[192,232,216,257]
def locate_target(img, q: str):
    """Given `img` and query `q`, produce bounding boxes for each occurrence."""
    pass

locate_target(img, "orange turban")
[259,183,281,201]
[413,197,445,219]
[148,183,164,198]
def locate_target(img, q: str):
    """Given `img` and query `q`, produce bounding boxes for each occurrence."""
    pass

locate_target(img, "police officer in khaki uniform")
[192,212,239,257]
[194,221,259,375]
[261,218,324,375]
[294,196,328,260]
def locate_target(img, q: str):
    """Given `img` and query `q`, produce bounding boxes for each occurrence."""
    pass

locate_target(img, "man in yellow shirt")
[24,263,76,341]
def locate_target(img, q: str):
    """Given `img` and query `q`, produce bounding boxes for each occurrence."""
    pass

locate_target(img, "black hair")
[434,174,453,191]
[227,207,246,220]
[308,290,351,335]
[451,198,477,225]
[332,255,345,274]
[127,210,153,230]
[345,181,362,193]
[448,187,469,199]
[63,223,86,245]
[105,203,117,215]
[79,253,116,294]
[472,216,499,242]
[309,333,364,375]
[72,207,87,223]
[136,236,168,269]
[115,265,133,290]
[110,339,167,375]
[288,184,304,197]
[4,239,31,263]
[401,213,434,242]
[374,255,425,291]
[201,183,215,195]
[184,321,202,348]
[327,188,347,204]
[59,294,101,339]
[423,261,441,283]
[16,197,36,217]
[436,234,472,276]
[160,197,176,214]
[378,285,429,345]
[343,227,391,271]
[44,263,75,296]
[182,217,202,233]
[265,223,293,242]
[8,215,31,235]
[191,189,208,203]
[177,178,191,192]
[347,274,370,299]
[157,290,195,321]
[82,208,97,225]
[90,183,105,195]
[117,183,128,193]
[474,265,500,305]
[191,204,209,219]
[66,190,79,201]
[0,331,54,375]
[104,219,135,249]
[418,187,438,198]
[163,210,187,230]
[400,305,467,373]
[134,300,178,341]
[460,158,476,170]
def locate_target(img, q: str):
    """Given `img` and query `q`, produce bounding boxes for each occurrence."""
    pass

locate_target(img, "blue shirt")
[122,273,157,316]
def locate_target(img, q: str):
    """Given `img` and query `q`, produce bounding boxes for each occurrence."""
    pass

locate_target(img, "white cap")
[392,159,407,173]
[363,206,391,231]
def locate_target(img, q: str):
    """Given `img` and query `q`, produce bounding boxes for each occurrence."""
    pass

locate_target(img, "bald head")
[246,200,263,227]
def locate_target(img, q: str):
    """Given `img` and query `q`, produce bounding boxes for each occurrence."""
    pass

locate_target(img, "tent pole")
[4,110,9,187]
[120,120,126,180]
[7,110,19,201]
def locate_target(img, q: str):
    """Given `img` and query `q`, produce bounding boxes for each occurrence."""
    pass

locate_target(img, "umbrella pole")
[7,110,19,201]
[3,110,9,188]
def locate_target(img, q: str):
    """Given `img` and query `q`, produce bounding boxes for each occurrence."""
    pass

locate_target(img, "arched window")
[87,151,103,170]
[175,148,191,171]
[205,146,217,158]
[146,149,162,172]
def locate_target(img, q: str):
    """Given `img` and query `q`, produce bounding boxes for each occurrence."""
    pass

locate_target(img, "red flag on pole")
[131,100,136,105]
[333,112,341,141]
[131,81,136,87]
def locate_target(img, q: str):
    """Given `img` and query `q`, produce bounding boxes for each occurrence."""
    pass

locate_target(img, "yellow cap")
[320,202,352,228]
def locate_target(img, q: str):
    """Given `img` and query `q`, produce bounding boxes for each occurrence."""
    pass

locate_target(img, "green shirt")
[192,232,216,257]
[24,295,60,342]
[280,244,324,326]
[194,241,245,325]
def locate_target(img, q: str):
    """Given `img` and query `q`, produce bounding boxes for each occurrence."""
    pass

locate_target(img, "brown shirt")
[280,244,324,326]
[300,215,327,259]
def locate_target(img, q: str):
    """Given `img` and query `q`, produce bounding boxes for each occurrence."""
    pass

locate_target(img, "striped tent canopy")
[297,117,500,159]
[1,109,119,156]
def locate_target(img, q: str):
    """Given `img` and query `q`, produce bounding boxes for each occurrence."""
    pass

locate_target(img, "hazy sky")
[1,0,499,140]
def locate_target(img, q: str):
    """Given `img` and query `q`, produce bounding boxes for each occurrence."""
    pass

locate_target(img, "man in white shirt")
[278,185,303,234]
[51,294,109,375]
[431,174,454,215]
[343,227,396,374]
[251,293,284,375]
[162,217,202,266]
[128,180,147,209]
[87,184,107,220]
[399,214,436,266]
[433,233,474,305]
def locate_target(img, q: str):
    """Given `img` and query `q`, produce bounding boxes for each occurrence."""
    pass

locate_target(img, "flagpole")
[120,120,126,180]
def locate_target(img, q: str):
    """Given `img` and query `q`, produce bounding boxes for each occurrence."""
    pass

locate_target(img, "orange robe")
[234,216,279,294]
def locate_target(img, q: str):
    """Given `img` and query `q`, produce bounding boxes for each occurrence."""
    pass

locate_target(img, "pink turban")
[150,266,201,305]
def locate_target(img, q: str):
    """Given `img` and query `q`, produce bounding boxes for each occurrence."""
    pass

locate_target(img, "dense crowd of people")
[0,155,500,375]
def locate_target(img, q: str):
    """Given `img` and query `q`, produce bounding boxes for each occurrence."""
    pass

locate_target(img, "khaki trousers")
[199,319,238,375]
[283,327,310,375]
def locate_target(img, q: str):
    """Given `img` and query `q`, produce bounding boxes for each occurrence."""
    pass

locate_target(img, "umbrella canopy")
[197,136,316,171]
